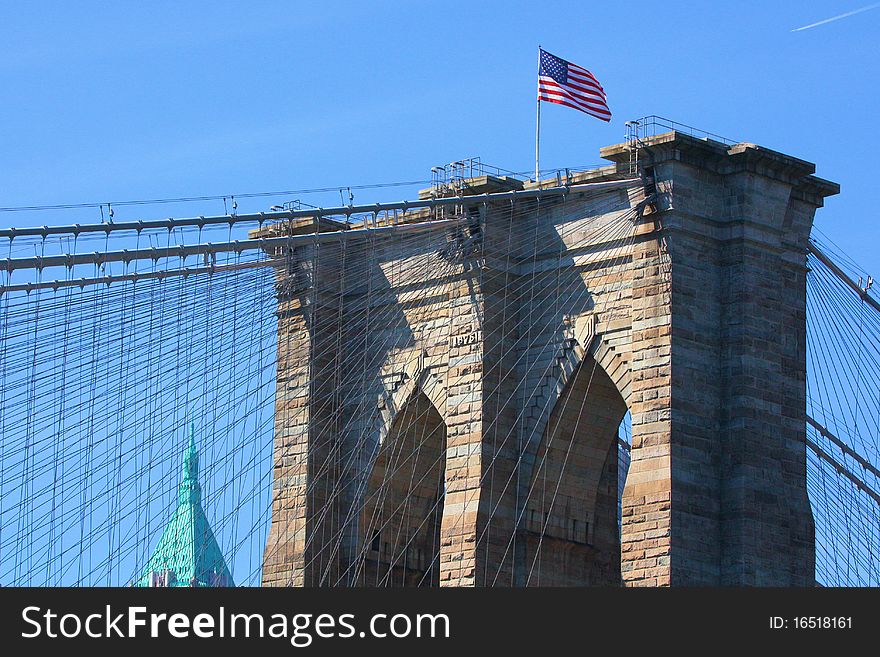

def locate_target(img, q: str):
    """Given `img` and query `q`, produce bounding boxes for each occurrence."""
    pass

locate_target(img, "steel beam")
[1,217,461,273]
[0,178,639,240]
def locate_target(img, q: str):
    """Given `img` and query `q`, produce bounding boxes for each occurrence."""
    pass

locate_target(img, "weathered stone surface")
[262,131,838,587]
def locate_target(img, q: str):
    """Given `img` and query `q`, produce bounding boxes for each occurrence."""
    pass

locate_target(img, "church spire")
[134,423,234,587]
[178,420,201,506]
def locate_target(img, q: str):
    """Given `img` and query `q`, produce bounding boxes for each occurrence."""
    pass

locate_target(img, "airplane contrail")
[792,2,880,31]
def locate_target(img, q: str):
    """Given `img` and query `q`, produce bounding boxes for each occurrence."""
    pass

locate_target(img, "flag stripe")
[538,79,607,109]
[537,49,610,121]
[540,76,606,103]
[538,89,611,119]
[566,72,605,96]
[539,95,612,121]
[538,88,611,119]
[538,79,611,116]
[568,64,602,88]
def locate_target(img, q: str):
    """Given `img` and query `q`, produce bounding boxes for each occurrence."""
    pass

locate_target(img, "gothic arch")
[357,388,447,586]
[520,349,629,586]
[516,313,631,517]
[376,359,448,448]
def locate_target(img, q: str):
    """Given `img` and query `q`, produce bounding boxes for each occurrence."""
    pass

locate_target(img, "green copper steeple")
[179,427,200,506]
[135,423,234,587]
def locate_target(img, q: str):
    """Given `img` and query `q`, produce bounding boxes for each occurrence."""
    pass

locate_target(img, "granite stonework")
[261,132,838,587]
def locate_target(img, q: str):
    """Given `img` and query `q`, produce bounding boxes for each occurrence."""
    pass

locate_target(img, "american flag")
[537,49,611,122]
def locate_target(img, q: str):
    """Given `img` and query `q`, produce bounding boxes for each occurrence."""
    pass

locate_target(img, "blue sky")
[1,1,878,586]
[1,1,878,268]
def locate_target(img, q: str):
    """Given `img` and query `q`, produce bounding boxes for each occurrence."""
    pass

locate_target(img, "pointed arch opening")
[358,390,447,586]
[523,353,628,586]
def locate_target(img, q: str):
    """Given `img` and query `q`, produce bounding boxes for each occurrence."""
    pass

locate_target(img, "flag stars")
[539,50,568,83]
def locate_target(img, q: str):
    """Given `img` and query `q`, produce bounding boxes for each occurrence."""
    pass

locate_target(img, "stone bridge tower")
[261,131,838,587]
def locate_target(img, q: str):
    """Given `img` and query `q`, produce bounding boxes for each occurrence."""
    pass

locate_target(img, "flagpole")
[535,46,541,182]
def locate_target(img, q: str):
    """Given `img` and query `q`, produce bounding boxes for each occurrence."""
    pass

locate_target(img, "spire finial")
[180,421,200,504]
